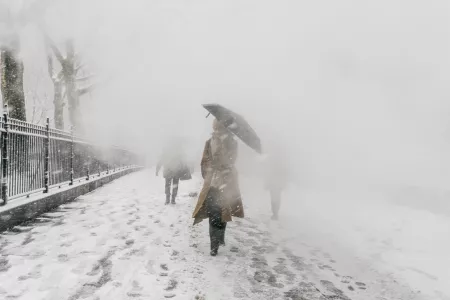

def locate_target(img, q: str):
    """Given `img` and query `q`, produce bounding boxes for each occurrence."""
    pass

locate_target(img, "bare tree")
[45,36,94,132]
[0,36,26,121]
[45,43,64,129]
[0,0,56,122]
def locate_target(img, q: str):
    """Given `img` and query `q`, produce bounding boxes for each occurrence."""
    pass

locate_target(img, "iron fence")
[0,111,142,206]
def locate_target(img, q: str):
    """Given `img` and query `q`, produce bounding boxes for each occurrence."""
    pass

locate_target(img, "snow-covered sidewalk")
[0,170,431,300]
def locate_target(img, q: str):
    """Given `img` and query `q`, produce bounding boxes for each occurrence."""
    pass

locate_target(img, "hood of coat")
[212,119,227,134]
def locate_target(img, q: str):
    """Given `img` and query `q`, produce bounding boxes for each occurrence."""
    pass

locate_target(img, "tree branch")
[75,62,85,74]
[56,69,64,82]
[46,52,55,81]
[78,84,95,96]
[76,74,95,82]
[43,33,66,65]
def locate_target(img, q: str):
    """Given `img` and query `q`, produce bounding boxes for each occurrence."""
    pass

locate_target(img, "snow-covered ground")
[241,179,450,300]
[0,170,445,299]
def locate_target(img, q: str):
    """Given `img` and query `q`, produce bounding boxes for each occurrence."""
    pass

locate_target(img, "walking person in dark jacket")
[156,143,189,205]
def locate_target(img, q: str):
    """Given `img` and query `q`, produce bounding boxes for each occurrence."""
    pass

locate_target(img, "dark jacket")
[156,149,188,179]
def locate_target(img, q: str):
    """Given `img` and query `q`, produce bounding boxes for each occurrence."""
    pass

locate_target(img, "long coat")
[192,135,244,225]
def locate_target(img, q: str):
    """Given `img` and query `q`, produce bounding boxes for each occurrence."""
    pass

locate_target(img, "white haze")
[3,0,450,193]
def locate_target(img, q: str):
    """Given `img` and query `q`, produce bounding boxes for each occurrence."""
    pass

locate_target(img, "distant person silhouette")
[156,140,190,205]
[263,151,288,220]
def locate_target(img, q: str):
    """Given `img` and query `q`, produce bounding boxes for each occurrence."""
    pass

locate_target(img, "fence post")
[44,118,50,193]
[70,126,74,185]
[1,107,9,206]
[113,150,116,172]
[86,148,90,181]
[106,150,109,175]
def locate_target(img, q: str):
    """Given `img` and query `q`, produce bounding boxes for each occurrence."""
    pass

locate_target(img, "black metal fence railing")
[0,111,142,206]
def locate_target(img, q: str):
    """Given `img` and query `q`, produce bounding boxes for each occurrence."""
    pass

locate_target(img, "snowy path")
[0,170,431,300]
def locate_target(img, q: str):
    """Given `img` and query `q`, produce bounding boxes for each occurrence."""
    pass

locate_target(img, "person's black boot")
[171,196,176,205]
[210,238,219,256]
[165,194,170,205]
[210,227,220,256]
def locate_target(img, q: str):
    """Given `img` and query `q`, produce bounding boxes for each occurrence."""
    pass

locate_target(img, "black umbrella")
[202,103,262,154]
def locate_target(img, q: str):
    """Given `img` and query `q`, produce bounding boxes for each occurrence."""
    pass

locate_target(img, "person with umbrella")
[192,118,244,256]
[193,104,261,256]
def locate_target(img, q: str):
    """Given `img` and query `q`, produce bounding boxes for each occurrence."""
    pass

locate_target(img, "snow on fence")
[0,110,142,206]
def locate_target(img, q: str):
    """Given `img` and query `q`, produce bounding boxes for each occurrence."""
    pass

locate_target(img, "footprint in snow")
[320,280,351,300]
[355,282,367,290]
[165,279,178,291]
[341,276,352,284]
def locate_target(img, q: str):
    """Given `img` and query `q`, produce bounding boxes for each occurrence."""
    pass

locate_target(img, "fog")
[3,0,450,192]
[2,1,450,298]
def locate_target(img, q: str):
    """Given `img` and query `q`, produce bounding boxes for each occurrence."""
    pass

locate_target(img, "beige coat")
[192,134,244,225]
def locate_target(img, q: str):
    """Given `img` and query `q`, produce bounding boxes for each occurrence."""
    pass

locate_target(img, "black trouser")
[206,188,227,250]
[165,177,180,200]
[270,188,282,217]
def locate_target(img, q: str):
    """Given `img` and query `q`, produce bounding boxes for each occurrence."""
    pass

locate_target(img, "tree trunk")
[67,82,81,132]
[64,40,82,133]
[0,41,26,121]
[46,38,87,133]
[47,52,65,130]
[53,81,64,129]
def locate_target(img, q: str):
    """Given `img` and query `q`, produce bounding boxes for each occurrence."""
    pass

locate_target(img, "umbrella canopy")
[202,103,262,154]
